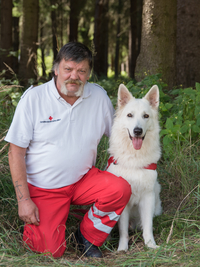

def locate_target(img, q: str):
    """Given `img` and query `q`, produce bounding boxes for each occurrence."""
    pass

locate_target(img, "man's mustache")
[64,79,83,85]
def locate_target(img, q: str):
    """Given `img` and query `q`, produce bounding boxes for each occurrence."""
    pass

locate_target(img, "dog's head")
[117,84,159,150]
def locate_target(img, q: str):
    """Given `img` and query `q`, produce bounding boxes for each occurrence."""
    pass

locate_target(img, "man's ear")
[87,70,91,80]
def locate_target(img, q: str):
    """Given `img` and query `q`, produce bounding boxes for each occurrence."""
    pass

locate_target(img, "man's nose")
[70,70,79,80]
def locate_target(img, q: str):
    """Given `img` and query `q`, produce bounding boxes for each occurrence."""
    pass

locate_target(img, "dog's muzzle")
[128,128,145,140]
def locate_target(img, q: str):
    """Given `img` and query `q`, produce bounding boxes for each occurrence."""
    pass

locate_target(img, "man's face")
[55,59,90,97]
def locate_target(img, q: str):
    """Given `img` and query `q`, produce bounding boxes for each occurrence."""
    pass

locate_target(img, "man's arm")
[8,143,40,225]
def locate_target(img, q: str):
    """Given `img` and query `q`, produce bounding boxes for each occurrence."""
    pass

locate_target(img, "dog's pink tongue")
[132,137,143,150]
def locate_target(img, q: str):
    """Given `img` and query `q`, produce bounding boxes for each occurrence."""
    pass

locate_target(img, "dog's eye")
[127,113,133,118]
[144,114,149,119]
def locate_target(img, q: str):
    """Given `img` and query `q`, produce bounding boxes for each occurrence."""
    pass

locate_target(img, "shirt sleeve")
[4,94,34,148]
[104,96,115,137]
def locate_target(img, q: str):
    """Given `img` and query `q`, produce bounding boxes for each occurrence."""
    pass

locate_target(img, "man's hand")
[8,144,40,225]
[18,198,40,226]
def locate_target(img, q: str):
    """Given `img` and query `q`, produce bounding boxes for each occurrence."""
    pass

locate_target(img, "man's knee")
[103,172,131,207]
[113,176,132,205]
[23,225,66,258]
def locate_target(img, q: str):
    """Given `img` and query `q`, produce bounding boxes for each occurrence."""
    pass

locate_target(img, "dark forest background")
[0,0,200,89]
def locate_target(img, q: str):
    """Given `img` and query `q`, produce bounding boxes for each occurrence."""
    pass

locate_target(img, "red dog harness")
[106,156,157,170]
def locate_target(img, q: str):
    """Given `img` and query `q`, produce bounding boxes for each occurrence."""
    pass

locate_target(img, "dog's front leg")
[117,206,130,251]
[139,192,159,249]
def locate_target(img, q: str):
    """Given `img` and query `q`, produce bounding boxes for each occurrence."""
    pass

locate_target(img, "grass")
[0,79,200,266]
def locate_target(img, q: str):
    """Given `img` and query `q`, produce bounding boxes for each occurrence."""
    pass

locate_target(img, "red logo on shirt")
[49,116,53,121]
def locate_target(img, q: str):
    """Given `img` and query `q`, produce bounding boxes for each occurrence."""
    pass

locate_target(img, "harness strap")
[144,163,157,170]
[106,156,117,170]
[106,156,157,170]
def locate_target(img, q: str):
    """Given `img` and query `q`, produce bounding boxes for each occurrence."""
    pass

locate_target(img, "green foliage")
[159,83,200,159]
[90,74,132,107]
[0,72,23,108]
[126,73,168,98]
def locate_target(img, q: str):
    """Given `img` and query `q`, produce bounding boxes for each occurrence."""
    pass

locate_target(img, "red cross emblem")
[49,116,53,121]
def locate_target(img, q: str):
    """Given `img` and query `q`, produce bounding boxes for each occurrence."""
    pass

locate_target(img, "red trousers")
[23,167,131,257]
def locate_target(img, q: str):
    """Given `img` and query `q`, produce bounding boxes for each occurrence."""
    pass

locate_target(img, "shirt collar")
[50,77,61,99]
[82,81,91,99]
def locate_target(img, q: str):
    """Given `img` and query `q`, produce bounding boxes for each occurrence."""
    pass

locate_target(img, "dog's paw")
[117,242,128,252]
[146,242,160,249]
[117,246,128,252]
[117,236,129,252]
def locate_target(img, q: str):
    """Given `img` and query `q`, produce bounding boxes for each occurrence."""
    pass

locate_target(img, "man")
[5,42,131,258]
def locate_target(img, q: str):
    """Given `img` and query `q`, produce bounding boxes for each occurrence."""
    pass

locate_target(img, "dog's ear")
[144,85,159,109]
[118,84,133,108]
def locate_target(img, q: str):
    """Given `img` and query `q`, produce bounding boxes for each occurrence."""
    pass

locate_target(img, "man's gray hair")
[52,42,93,75]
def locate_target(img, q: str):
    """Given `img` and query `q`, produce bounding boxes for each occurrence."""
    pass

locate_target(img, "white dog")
[106,84,162,251]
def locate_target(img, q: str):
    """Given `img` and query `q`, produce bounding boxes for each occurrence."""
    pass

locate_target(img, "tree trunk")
[128,0,137,79]
[135,0,177,89]
[59,0,64,47]
[176,0,200,87]
[137,0,143,57]
[115,0,122,79]
[40,19,46,77]
[0,0,13,77]
[19,0,39,87]
[69,0,79,42]
[69,0,87,42]
[93,0,109,78]
[12,17,20,75]
[50,0,58,60]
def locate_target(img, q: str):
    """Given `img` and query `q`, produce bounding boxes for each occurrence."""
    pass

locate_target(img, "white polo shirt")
[5,78,114,189]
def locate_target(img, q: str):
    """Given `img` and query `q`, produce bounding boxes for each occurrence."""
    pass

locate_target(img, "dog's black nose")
[134,127,143,136]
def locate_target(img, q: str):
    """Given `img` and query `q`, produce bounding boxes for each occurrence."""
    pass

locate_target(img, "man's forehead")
[62,59,90,69]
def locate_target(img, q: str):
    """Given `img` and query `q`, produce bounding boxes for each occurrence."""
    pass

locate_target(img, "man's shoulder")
[88,82,106,91]
[21,79,53,99]
[87,82,108,97]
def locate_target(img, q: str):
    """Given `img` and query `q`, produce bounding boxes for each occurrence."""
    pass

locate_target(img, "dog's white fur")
[106,84,162,251]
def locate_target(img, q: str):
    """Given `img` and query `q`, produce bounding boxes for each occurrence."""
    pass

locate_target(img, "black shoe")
[74,227,103,258]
